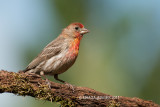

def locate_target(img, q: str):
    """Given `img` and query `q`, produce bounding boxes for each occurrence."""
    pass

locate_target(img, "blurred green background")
[0,0,160,106]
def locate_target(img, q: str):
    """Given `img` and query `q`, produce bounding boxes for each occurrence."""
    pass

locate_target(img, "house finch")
[23,22,89,88]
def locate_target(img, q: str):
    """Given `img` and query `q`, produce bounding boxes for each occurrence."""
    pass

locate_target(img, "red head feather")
[77,23,84,28]
[71,22,84,28]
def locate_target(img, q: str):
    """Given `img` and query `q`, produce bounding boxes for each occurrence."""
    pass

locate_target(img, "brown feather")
[23,22,89,78]
[25,36,65,71]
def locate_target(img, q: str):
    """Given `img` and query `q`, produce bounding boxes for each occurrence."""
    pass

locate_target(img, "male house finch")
[23,23,89,87]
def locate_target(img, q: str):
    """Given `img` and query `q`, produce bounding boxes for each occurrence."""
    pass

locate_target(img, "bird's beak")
[80,28,89,35]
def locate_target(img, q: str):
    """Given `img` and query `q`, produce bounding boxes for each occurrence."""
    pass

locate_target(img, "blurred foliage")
[140,53,160,104]
[23,1,160,106]
[52,0,87,24]
[1,0,160,107]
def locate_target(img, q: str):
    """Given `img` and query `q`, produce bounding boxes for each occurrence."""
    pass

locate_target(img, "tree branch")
[0,70,159,107]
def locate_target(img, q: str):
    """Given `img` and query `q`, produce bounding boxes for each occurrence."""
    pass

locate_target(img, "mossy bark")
[0,70,159,107]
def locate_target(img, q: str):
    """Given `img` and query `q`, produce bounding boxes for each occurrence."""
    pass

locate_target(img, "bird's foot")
[45,79,51,89]
[64,82,75,92]
[26,73,41,78]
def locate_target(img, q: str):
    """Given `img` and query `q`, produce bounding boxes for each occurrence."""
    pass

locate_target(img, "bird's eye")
[75,27,79,30]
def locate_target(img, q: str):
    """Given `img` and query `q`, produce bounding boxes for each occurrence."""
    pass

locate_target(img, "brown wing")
[25,37,64,71]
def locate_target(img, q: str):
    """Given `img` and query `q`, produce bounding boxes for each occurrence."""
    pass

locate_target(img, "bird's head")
[62,23,89,38]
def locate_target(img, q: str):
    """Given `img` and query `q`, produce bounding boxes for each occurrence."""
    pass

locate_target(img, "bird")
[22,22,89,88]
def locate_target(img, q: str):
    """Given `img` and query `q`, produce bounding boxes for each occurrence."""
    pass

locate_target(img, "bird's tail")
[18,68,28,73]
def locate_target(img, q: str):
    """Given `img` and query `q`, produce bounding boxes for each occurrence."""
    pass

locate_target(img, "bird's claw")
[26,73,41,78]
[45,79,51,89]
[64,82,75,92]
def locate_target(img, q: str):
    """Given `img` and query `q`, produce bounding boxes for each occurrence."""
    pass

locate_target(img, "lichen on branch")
[0,70,159,107]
